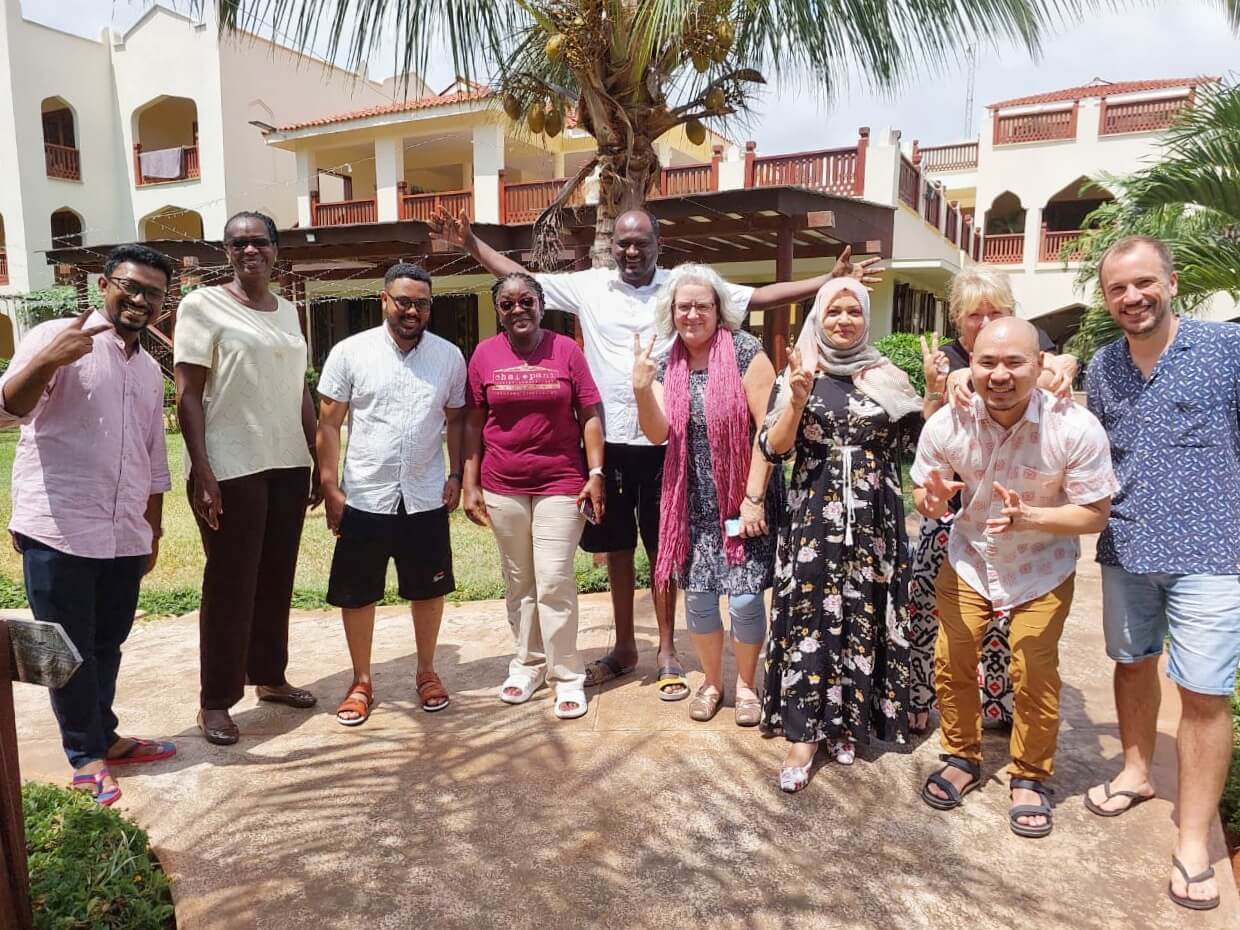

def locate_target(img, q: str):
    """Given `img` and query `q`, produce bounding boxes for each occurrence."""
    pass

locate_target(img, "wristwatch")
[588,467,605,478]
[925,392,944,403]
[448,472,463,482]
[744,493,764,505]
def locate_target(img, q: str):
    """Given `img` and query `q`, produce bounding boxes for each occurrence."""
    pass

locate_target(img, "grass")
[0,430,647,616]
[23,782,175,929]
[1223,682,1240,836]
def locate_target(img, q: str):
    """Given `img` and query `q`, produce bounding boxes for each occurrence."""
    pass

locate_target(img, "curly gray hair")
[653,263,746,340]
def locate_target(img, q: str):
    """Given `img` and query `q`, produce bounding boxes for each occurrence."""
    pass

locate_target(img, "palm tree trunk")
[588,118,662,268]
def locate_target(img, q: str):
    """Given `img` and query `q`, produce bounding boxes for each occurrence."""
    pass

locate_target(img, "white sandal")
[778,744,820,793]
[553,688,588,720]
[829,738,856,766]
[498,671,544,705]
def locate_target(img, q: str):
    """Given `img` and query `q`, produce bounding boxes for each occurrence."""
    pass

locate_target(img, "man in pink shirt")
[0,244,177,806]
[911,318,1118,838]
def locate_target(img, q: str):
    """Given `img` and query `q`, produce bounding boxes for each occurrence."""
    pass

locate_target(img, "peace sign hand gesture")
[919,332,949,396]
[428,205,473,249]
[787,346,813,410]
[986,482,1033,535]
[39,311,111,372]
[632,333,658,393]
[920,468,965,515]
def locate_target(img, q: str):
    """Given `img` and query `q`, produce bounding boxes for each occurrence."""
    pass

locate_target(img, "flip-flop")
[1009,777,1054,839]
[1168,855,1220,911]
[106,738,177,766]
[921,754,982,811]
[70,768,122,807]
[584,655,634,688]
[1083,780,1154,817]
[655,665,689,702]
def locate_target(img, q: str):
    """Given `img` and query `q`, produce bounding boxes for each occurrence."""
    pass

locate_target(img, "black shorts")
[581,442,664,555]
[326,504,455,608]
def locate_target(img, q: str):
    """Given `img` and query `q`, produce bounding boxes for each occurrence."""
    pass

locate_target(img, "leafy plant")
[23,782,175,930]
[14,285,103,331]
[874,331,930,394]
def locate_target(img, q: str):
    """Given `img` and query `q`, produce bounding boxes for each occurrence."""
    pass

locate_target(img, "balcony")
[982,233,1024,264]
[1099,95,1191,136]
[310,193,376,226]
[922,183,942,227]
[917,141,979,173]
[652,162,716,198]
[993,107,1077,146]
[133,144,200,186]
[44,143,80,181]
[502,177,586,224]
[1040,227,1086,262]
[747,144,862,197]
[400,187,473,223]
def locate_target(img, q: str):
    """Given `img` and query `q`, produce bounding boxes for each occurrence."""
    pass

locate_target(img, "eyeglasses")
[106,276,166,304]
[673,300,717,316]
[385,293,432,312]
[497,296,540,312]
[225,237,273,251]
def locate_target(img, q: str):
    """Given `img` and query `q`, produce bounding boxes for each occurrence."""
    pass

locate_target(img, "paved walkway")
[12,539,1238,929]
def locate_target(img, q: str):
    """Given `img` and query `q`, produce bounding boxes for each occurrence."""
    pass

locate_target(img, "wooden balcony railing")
[1099,95,1191,136]
[133,143,200,186]
[917,141,979,173]
[898,155,919,208]
[945,207,958,246]
[922,183,942,227]
[400,187,473,223]
[501,177,587,224]
[0,249,7,285]
[1041,227,1086,262]
[993,107,1077,146]
[748,145,860,196]
[311,193,377,226]
[982,233,1024,264]
[972,229,982,262]
[44,143,81,181]
[652,162,716,198]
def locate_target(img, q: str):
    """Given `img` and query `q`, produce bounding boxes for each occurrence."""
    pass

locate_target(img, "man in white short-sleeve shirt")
[911,318,1117,838]
[316,263,466,725]
[431,206,878,699]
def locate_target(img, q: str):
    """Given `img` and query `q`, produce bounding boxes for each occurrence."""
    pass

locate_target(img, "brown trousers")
[934,562,1074,781]
[191,466,310,710]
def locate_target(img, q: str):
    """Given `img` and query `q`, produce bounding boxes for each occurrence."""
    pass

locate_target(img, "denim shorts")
[1101,565,1240,695]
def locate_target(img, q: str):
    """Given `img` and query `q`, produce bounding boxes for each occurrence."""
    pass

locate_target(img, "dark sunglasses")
[106,276,166,304]
[497,296,540,312]
[226,237,273,251]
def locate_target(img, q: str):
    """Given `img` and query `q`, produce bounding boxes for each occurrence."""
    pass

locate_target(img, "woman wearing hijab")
[633,264,780,725]
[760,278,925,792]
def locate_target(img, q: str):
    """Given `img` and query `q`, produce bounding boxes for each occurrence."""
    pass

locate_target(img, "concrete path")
[13,538,1238,929]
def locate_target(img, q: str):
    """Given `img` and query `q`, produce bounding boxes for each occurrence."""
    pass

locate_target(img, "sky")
[21,0,1240,151]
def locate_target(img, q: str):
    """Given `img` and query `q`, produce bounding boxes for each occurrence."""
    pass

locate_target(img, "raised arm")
[748,246,882,311]
[632,334,668,444]
[429,206,525,277]
[1,312,110,418]
[762,347,813,457]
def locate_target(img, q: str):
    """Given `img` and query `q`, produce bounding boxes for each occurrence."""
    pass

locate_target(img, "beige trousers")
[484,492,586,691]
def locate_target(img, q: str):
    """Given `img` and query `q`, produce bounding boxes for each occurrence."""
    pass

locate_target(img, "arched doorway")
[50,208,83,248]
[140,206,204,241]
[982,191,1026,264]
[42,96,80,180]
[1040,177,1114,261]
[132,96,199,184]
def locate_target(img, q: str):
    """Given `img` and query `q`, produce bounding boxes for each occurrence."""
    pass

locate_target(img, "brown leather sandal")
[335,681,374,727]
[415,671,450,713]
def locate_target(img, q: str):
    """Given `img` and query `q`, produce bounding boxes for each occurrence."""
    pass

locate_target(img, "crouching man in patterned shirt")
[1084,236,1240,911]
[911,317,1118,839]
[315,263,467,725]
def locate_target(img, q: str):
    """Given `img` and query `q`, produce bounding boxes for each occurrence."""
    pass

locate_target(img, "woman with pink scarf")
[760,278,925,792]
[632,264,780,726]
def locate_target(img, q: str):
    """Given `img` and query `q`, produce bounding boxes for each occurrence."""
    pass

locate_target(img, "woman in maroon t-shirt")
[462,272,605,720]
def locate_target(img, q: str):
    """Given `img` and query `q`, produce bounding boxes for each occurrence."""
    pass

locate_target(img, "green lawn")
[0,430,646,616]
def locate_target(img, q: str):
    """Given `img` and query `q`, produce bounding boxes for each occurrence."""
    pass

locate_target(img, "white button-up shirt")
[317,326,466,515]
[536,267,754,445]
[911,389,1119,611]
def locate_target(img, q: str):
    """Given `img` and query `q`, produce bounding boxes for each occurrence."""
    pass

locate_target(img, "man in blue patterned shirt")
[1084,236,1240,912]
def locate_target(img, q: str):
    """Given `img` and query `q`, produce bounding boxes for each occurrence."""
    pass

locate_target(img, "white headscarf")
[771,277,922,420]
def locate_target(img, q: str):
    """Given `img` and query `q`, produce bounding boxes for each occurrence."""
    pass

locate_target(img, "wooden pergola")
[46,186,893,369]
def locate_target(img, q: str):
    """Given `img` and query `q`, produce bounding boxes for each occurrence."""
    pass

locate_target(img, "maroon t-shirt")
[467,331,602,496]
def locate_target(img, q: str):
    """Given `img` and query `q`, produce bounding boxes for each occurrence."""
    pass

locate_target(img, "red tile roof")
[988,77,1215,110]
[272,89,494,133]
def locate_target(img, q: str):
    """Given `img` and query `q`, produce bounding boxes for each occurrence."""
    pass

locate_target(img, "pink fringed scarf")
[654,329,751,589]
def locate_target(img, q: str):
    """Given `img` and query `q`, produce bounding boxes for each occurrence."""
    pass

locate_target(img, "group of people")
[4,201,1235,910]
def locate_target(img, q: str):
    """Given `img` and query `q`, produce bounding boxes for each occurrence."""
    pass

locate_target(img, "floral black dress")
[759,373,918,745]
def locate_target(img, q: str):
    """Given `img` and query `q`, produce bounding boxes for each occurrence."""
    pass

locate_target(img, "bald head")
[970,316,1043,426]
[612,209,660,286]
[973,316,1039,357]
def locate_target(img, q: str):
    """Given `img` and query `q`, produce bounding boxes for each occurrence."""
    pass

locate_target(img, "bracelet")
[925,392,943,403]
[744,494,764,505]
[448,472,463,482]
[588,467,605,478]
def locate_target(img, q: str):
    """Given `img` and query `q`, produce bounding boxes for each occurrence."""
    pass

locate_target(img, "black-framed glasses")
[106,276,166,305]
[497,296,540,312]
[225,237,273,251]
[385,293,432,312]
